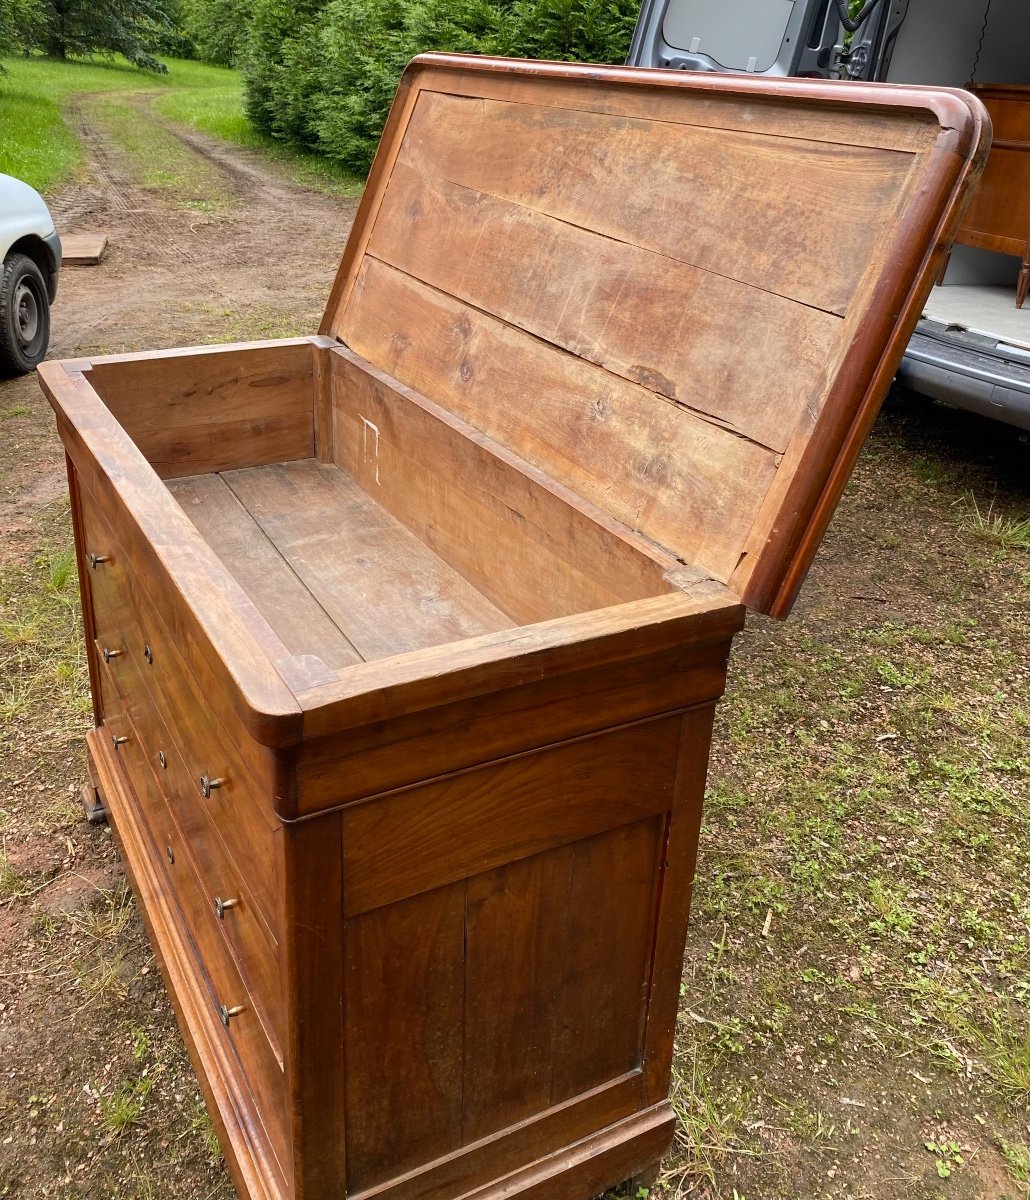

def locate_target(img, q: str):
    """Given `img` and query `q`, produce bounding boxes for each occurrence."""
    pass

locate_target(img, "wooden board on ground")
[61,233,109,265]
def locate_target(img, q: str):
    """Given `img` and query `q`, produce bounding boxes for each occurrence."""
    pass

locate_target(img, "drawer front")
[77,507,136,701]
[101,643,284,1056]
[78,488,282,929]
[162,800,290,1187]
[98,696,289,1181]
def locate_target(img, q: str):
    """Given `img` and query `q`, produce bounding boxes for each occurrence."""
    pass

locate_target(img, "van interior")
[626,0,1030,429]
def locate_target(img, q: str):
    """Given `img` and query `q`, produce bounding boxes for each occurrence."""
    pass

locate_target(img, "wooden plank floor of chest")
[39,55,988,1200]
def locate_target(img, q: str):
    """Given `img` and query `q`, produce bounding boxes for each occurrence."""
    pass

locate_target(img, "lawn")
[0,54,360,197]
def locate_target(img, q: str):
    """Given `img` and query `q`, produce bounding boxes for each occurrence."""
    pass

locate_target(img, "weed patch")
[964,494,1030,552]
[0,526,90,726]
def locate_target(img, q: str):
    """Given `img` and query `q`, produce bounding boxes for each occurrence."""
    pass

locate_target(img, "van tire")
[0,252,51,375]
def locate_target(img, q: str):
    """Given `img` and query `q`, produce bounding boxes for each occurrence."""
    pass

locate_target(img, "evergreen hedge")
[239,0,638,174]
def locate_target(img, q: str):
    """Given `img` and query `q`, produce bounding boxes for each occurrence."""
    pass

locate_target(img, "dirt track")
[0,98,355,1200]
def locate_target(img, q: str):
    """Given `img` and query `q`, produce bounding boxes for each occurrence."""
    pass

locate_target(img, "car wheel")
[0,252,51,375]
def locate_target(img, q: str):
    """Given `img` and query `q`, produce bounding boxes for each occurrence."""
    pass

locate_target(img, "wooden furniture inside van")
[939,82,1030,306]
[39,55,987,1200]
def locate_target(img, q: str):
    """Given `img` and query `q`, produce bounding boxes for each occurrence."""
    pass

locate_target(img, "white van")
[626,0,1030,431]
[0,174,61,375]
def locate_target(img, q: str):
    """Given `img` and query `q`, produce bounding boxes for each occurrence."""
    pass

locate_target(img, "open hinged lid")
[321,55,988,618]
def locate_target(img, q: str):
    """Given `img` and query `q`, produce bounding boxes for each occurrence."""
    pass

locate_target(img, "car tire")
[0,252,51,375]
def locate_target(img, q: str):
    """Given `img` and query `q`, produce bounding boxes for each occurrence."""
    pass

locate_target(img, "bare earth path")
[1,94,355,543]
[0,97,355,1199]
[1,93,1029,1200]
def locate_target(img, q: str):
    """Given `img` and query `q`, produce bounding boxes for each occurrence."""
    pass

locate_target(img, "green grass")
[964,493,1030,552]
[0,52,362,197]
[668,412,1030,1194]
[0,78,80,194]
[152,85,363,196]
[0,534,91,723]
[83,91,234,210]
[0,54,234,194]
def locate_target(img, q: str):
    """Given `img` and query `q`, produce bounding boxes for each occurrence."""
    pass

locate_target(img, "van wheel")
[0,253,51,375]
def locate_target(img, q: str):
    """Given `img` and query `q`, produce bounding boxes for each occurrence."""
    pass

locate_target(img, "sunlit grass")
[152,86,364,196]
[0,54,235,193]
[0,52,362,198]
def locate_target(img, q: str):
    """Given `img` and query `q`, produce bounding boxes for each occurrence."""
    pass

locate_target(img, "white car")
[0,174,61,375]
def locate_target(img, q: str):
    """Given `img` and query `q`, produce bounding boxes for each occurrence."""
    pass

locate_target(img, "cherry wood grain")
[123,738,289,1182]
[341,717,680,915]
[103,679,288,1136]
[44,57,991,1200]
[550,818,664,1103]
[462,847,575,1143]
[324,55,988,619]
[101,627,284,1051]
[354,1074,646,1200]
[343,883,466,1191]
[340,257,777,583]
[223,460,513,661]
[446,1103,675,1200]
[280,811,347,1200]
[641,706,717,1104]
[85,340,315,479]
[66,458,106,726]
[168,471,364,672]
[321,60,960,337]
[386,90,917,318]
[77,485,284,927]
[329,346,675,620]
[951,84,1030,307]
[88,728,289,1200]
[39,360,304,745]
[295,590,741,736]
[295,618,741,814]
[366,159,841,449]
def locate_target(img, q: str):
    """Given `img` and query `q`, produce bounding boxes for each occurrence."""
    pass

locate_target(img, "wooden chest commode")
[40,57,986,1200]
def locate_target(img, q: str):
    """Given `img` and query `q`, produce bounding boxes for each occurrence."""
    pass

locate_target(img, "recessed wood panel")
[550,817,665,1103]
[463,846,575,1143]
[341,716,681,916]
[343,882,466,1191]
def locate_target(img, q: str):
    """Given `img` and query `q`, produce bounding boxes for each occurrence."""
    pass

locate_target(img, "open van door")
[627,0,1030,431]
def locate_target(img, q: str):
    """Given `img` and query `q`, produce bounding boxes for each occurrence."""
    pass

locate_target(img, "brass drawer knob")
[102,647,123,663]
[143,644,153,664]
[214,896,239,920]
[166,845,175,864]
[111,734,129,747]
[88,552,110,569]
[200,774,225,799]
[219,1003,244,1028]
[157,750,167,769]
